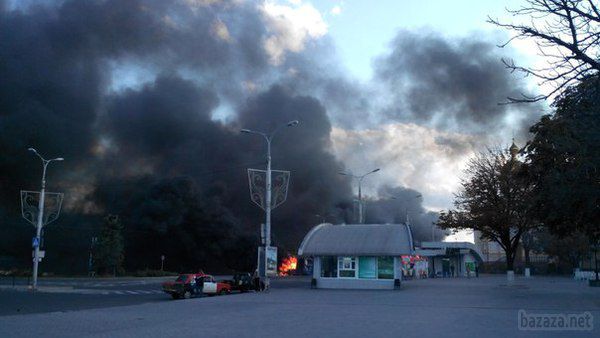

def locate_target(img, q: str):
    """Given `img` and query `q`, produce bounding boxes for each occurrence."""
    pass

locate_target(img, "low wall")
[574,270,599,280]
[316,278,395,290]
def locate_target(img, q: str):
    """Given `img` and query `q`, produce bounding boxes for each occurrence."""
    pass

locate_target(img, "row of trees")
[439,0,599,274]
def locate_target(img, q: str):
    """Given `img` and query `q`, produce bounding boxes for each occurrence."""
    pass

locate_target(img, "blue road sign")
[32,237,39,248]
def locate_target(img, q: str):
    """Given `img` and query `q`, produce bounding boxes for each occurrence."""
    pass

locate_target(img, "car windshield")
[176,275,189,282]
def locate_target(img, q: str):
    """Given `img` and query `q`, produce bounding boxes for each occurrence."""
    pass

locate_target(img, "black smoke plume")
[363,185,448,243]
[0,1,532,274]
[0,0,356,273]
[374,30,543,139]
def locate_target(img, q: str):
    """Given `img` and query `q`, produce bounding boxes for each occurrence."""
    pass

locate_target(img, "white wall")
[312,256,321,279]
[317,278,394,290]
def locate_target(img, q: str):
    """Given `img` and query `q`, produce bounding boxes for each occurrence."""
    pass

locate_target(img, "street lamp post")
[28,148,63,290]
[241,120,299,286]
[339,168,380,223]
[390,194,422,224]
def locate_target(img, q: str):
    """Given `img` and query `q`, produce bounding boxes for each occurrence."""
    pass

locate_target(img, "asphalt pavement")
[0,275,598,338]
[0,276,174,316]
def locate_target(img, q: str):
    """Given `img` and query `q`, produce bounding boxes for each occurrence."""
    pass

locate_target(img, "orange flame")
[278,255,298,276]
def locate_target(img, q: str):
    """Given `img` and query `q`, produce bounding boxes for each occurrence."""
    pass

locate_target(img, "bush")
[132,269,178,277]
[0,268,32,277]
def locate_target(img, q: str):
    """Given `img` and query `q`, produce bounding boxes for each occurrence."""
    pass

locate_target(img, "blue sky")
[310,0,528,80]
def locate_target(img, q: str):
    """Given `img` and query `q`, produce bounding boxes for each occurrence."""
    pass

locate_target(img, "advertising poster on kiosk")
[265,246,278,277]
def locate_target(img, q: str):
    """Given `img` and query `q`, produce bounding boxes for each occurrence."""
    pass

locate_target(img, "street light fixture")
[28,147,64,290]
[390,193,423,226]
[240,120,299,286]
[339,168,380,224]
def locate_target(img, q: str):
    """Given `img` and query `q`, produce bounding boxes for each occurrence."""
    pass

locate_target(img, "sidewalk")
[0,284,112,295]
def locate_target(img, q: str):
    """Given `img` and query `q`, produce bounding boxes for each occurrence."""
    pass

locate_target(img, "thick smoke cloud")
[0,1,538,273]
[363,185,448,243]
[325,31,546,210]
[0,0,358,272]
[374,31,542,137]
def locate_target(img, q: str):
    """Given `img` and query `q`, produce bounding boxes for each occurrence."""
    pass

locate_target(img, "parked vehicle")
[221,273,254,292]
[200,274,231,295]
[162,273,231,299]
[162,273,201,299]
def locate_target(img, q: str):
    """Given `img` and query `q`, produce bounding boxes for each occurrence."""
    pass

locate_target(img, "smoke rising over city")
[0,0,539,272]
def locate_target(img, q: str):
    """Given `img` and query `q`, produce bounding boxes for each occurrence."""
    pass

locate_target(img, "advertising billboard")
[265,246,278,277]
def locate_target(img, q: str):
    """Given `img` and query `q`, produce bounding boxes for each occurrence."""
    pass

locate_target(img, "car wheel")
[183,291,192,299]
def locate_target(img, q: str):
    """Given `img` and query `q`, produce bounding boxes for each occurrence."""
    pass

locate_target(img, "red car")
[162,273,231,299]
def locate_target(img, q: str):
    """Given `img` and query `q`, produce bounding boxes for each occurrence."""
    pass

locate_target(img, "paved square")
[0,275,598,337]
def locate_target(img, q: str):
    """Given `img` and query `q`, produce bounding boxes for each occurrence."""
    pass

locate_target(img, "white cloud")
[260,1,328,65]
[211,19,232,42]
[242,80,258,93]
[331,123,476,211]
[330,5,342,15]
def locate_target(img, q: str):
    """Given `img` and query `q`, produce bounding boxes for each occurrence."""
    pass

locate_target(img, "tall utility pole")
[339,168,380,223]
[28,148,63,290]
[241,120,299,286]
[88,236,97,277]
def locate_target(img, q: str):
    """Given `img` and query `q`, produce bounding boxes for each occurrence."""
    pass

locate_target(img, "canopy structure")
[298,223,414,257]
[417,241,484,262]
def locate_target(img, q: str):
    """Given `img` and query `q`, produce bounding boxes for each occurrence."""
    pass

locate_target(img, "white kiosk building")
[298,223,414,289]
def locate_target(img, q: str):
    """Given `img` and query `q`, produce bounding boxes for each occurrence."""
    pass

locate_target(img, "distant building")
[474,230,552,267]
[473,231,506,262]
[416,242,484,277]
[298,223,414,289]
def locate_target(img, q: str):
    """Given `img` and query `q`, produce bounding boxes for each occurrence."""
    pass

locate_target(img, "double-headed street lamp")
[390,194,434,239]
[28,148,63,290]
[241,120,299,284]
[339,168,380,224]
[390,193,422,222]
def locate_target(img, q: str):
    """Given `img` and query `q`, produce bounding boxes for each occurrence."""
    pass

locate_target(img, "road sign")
[32,237,40,248]
[32,250,45,258]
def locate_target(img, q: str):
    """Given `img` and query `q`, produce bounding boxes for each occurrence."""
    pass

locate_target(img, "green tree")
[438,146,536,271]
[95,214,124,276]
[525,74,599,278]
[533,230,591,272]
